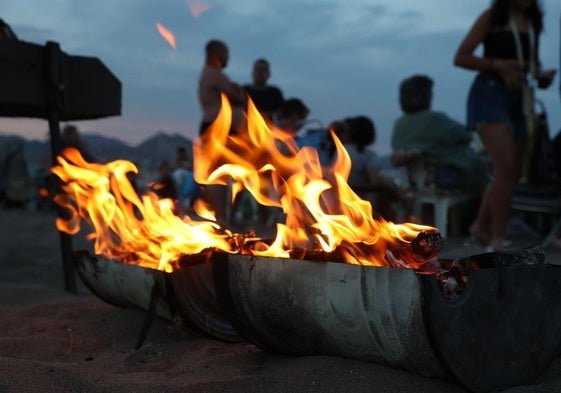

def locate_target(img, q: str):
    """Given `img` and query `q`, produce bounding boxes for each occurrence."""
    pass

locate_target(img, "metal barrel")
[421,251,561,393]
[170,252,242,342]
[212,252,447,378]
[73,251,241,342]
[212,249,561,393]
[73,251,175,321]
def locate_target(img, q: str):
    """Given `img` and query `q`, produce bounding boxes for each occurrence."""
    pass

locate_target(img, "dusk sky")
[2,0,561,154]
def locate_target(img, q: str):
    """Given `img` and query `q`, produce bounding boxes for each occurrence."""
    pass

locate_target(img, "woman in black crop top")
[454,0,556,251]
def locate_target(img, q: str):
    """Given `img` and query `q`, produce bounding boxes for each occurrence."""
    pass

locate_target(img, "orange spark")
[187,0,213,18]
[156,23,176,50]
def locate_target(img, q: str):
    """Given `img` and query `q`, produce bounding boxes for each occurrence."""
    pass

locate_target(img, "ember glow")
[52,95,435,272]
[156,23,176,50]
[187,0,213,18]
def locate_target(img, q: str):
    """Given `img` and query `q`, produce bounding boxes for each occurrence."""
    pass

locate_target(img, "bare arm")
[454,9,521,88]
[454,10,494,71]
[215,73,246,106]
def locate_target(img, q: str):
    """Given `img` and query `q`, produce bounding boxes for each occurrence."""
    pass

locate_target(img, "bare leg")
[469,184,492,244]
[473,122,518,249]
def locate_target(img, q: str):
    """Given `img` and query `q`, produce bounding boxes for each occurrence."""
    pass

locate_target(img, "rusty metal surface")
[73,252,175,321]
[422,257,561,393]
[212,253,447,378]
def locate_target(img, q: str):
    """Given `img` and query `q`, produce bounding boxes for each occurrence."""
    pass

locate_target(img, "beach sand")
[1,208,560,393]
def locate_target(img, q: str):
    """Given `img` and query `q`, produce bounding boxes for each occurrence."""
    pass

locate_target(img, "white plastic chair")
[392,150,477,238]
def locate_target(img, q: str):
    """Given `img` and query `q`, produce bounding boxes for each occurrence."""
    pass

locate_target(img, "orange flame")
[52,95,434,272]
[194,95,433,264]
[156,23,176,50]
[52,150,234,272]
[187,0,213,18]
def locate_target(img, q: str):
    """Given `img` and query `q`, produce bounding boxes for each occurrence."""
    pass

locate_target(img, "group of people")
[193,0,558,251]
[0,1,557,253]
[195,38,400,224]
[393,0,556,250]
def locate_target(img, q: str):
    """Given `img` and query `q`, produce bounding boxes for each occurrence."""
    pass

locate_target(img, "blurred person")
[0,18,18,40]
[454,0,556,250]
[197,39,245,226]
[391,74,486,192]
[1,140,35,209]
[198,39,246,136]
[173,146,192,171]
[149,161,177,200]
[340,116,400,221]
[275,98,309,136]
[244,58,284,121]
[61,124,96,162]
[171,147,199,207]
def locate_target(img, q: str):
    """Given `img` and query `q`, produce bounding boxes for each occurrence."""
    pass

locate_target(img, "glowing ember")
[187,0,213,18]
[38,187,49,198]
[156,23,176,50]
[52,95,435,272]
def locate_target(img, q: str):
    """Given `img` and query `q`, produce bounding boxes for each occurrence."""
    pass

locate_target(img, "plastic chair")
[392,150,477,238]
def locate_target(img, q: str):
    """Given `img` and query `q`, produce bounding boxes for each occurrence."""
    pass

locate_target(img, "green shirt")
[391,110,484,188]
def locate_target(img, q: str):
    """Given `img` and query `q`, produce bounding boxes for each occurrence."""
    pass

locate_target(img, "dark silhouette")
[150,161,177,200]
[276,98,309,136]
[198,39,245,136]
[392,74,485,192]
[244,58,284,121]
[0,18,18,40]
[454,0,556,250]
[340,116,400,221]
[1,140,35,208]
[197,39,245,226]
[61,124,96,162]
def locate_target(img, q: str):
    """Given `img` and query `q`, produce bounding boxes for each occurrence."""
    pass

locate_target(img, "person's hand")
[231,82,242,91]
[494,59,523,89]
[229,83,246,105]
[536,69,556,89]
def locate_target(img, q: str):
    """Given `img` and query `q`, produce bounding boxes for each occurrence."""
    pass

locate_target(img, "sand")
[1,208,560,393]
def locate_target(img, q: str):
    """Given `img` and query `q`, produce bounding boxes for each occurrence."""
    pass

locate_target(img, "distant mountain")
[81,134,136,163]
[133,131,193,168]
[0,131,193,171]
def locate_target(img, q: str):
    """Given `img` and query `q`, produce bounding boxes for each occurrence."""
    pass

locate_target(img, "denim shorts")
[467,72,527,140]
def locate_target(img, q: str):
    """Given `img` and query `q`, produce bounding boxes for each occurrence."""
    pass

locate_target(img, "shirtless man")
[197,40,245,226]
[198,39,245,135]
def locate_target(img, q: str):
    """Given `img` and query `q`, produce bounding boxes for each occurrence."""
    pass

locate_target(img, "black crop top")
[483,30,534,61]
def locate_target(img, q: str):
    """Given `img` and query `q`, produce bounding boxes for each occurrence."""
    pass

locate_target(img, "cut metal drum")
[211,249,561,393]
[73,250,242,342]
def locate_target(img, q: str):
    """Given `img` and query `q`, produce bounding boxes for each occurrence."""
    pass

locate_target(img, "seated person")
[338,116,400,221]
[391,75,485,192]
[275,98,309,137]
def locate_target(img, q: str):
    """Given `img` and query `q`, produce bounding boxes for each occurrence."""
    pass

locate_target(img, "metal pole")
[45,41,77,294]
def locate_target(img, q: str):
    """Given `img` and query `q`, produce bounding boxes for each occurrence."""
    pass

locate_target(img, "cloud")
[3,0,560,152]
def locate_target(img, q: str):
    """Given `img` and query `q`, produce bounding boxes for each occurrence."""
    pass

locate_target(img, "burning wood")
[51,95,442,274]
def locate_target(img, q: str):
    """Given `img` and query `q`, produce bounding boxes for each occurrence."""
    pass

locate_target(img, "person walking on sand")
[454,0,556,251]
